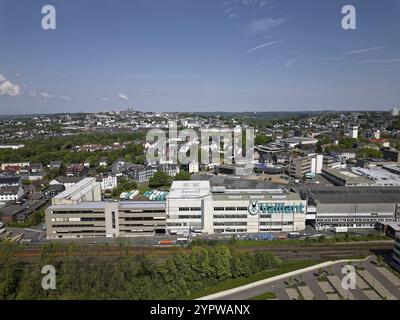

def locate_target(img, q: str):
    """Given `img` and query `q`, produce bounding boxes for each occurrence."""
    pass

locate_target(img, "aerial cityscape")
[1,0,400,312]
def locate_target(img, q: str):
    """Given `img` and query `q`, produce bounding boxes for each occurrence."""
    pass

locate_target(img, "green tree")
[174,171,191,181]
[255,135,272,146]
[149,171,172,188]
[356,148,383,159]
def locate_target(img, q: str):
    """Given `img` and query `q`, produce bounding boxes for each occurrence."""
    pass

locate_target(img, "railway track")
[1,241,394,261]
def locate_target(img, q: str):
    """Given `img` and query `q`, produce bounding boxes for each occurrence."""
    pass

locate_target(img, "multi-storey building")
[289,156,312,178]
[166,181,307,235]
[46,178,166,239]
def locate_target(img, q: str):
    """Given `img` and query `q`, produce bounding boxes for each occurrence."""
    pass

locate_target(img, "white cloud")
[102,93,129,101]
[0,75,21,96]
[358,59,400,64]
[118,93,129,100]
[30,90,72,101]
[257,57,280,66]
[246,41,276,53]
[246,17,285,35]
[345,46,387,55]
[285,58,297,68]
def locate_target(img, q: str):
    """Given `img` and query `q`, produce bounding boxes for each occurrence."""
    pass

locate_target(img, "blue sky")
[0,0,400,114]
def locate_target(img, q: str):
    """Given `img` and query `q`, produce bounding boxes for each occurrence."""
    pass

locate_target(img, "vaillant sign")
[248,201,306,216]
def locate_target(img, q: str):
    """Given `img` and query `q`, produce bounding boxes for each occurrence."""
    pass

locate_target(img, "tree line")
[0,243,281,300]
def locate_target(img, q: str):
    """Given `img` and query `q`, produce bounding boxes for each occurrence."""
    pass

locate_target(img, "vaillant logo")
[248,201,305,216]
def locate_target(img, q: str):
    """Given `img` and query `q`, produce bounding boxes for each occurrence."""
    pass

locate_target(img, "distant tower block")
[348,125,358,139]
[391,107,399,117]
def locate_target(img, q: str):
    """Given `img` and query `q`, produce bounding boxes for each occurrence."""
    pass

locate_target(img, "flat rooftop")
[322,168,375,185]
[212,191,302,202]
[48,201,166,211]
[168,181,211,199]
[306,186,400,204]
[351,166,400,186]
[191,174,281,190]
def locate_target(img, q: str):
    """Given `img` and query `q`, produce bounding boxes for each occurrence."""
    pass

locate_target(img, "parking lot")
[0,224,45,244]
[217,256,400,300]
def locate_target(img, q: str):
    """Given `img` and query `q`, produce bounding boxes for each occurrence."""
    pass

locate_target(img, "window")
[225,207,236,211]
[214,207,225,211]
[112,211,116,229]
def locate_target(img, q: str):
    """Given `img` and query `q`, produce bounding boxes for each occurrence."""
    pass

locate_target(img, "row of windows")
[178,207,202,211]
[120,210,165,214]
[318,218,392,222]
[51,210,104,214]
[120,224,163,227]
[123,217,159,221]
[317,223,376,227]
[214,229,247,233]
[52,224,102,228]
[214,222,247,226]
[213,215,248,219]
[177,215,202,219]
[214,207,248,211]
[55,230,106,234]
[260,221,293,226]
[120,230,155,233]
[167,222,202,227]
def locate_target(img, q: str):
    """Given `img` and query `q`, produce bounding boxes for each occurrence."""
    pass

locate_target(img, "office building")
[166,181,307,235]
[382,148,400,164]
[289,156,312,178]
[348,125,359,139]
[310,154,323,174]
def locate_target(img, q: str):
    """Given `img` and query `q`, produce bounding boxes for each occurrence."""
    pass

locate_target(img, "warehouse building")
[321,168,376,186]
[301,186,400,231]
[166,181,307,235]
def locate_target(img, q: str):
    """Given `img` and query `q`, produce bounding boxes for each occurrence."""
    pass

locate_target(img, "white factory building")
[166,181,307,235]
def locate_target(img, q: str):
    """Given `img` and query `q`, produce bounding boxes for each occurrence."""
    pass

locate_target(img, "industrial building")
[46,178,166,239]
[321,168,375,186]
[350,167,400,186]
[45,176,400,239]
[166,181,307,235]
[301,186,400,231]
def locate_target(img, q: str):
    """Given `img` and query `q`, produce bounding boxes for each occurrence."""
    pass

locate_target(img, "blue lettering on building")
[248,201,305,216]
